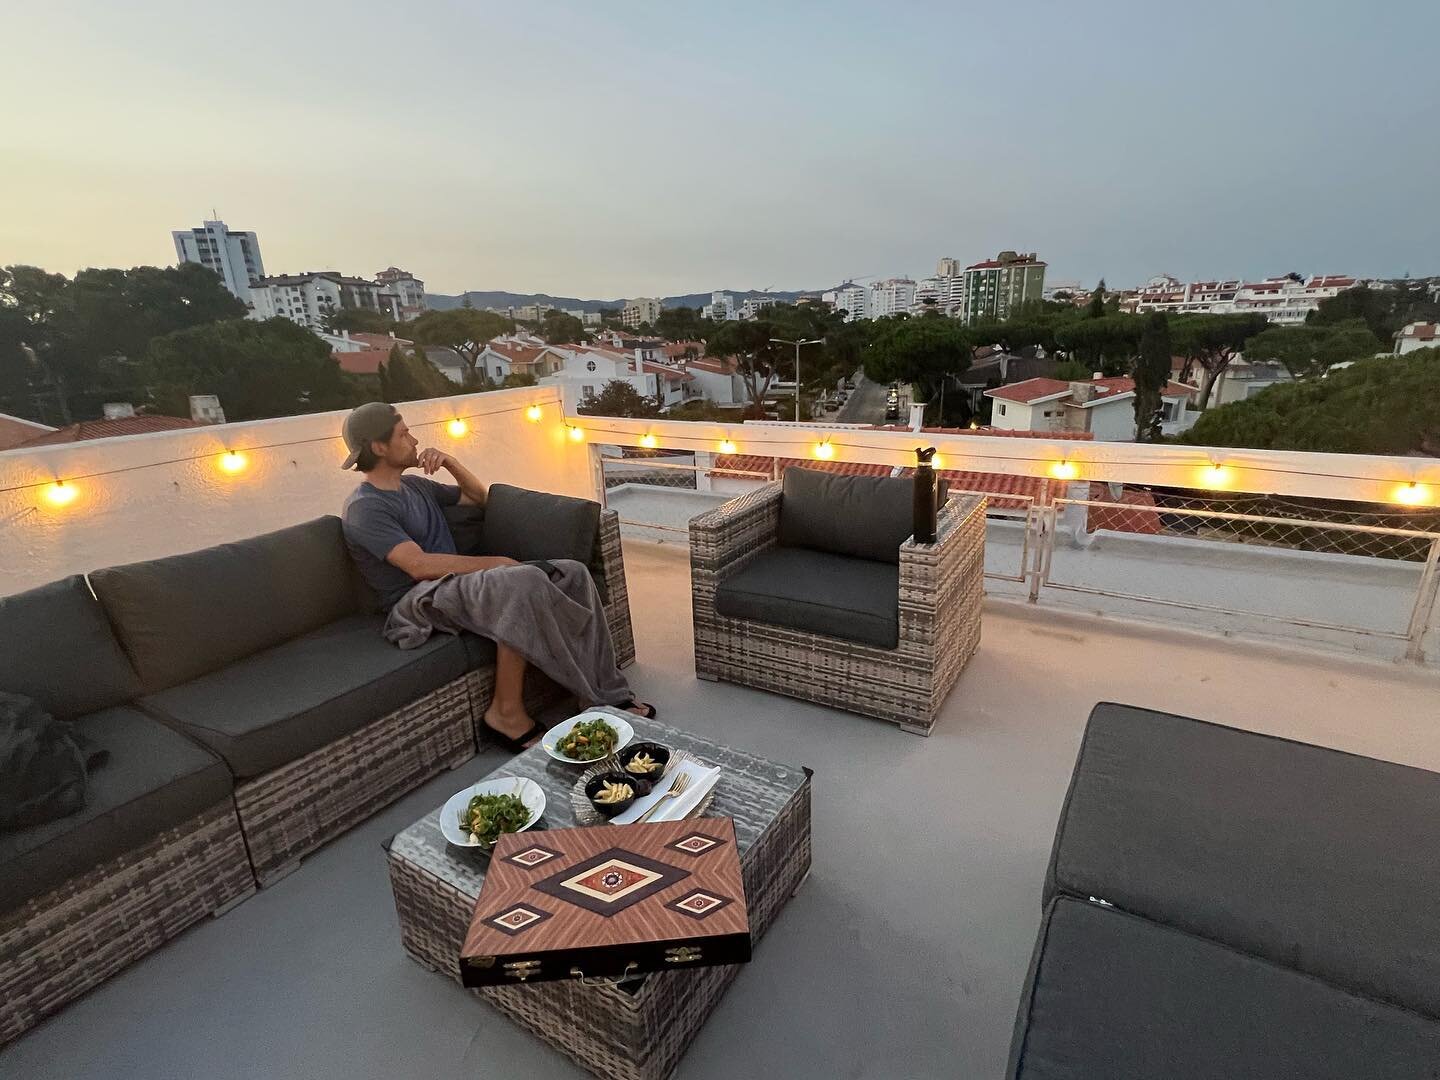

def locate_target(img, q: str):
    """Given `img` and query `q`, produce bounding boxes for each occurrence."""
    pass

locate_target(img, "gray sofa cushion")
[139,614,469,779]
[715,547,899,648]
[91,517,361,693]
[1008,896,1440,1080]
[1047,702,1440,1020]
[0,706,233,912]
[778,467,915,564]
[444,503,488,556]
[0,576,141,719]
[475,484,600,566]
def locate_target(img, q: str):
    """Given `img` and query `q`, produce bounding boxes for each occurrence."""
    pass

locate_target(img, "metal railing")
[1035,496,1440,661]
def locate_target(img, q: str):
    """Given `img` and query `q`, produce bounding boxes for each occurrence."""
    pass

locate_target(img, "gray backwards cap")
[340,402,400,470]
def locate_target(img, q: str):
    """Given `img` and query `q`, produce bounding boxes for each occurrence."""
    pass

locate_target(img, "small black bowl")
[585,773,642,819]
[616,742,671,783]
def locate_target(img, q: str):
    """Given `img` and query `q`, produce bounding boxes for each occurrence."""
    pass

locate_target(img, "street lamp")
[769,337,825,422]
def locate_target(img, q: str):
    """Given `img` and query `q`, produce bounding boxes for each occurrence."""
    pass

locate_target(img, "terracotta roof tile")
[16,415,204,447]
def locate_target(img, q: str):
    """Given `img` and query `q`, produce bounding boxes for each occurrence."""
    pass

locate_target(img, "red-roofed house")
[14,415,204,448]
[1395,322,1439,356]
[0,412,55,451]
[985,376,1195,440]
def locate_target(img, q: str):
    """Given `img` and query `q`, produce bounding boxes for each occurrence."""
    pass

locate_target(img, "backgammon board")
[459,817,750,987]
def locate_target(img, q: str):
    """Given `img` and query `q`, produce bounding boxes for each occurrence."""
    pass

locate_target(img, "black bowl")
[585,772,642,819]
[616,742,671,783]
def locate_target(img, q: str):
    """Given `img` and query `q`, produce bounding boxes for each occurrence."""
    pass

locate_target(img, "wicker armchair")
[690,483,985,735]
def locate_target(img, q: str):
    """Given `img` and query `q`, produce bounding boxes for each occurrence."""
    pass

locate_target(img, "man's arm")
[418,448,487,506]
[386,540,516,582]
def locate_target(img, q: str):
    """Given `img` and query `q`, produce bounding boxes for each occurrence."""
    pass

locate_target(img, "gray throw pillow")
[778,467,917,564]
[475,484,600,565]
[444,503,488,556]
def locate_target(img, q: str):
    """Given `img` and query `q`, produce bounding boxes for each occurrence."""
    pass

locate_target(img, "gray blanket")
[384,560,632,707]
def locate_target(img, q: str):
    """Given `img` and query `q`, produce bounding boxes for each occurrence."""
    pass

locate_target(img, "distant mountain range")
[425,288,821,313]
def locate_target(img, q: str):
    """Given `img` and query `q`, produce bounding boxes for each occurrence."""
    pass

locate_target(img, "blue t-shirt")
[342,475,460,608]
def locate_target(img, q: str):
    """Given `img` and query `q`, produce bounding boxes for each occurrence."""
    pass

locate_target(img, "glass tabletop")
[389,709,807,902]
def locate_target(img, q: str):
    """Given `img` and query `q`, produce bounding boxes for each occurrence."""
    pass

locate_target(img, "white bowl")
[440,776,546,848]
[542,711,635,764]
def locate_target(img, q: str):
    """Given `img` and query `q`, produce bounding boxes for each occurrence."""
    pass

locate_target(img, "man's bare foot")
[624,701,655,718]
[482,702,541,748]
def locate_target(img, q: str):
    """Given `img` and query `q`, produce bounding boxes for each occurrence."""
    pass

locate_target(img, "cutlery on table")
[635,772,691,823]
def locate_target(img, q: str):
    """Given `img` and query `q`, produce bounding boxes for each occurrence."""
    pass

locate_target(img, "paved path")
[836,374,890,424]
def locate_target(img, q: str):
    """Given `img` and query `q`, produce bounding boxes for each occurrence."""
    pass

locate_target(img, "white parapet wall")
[0,387,594,597]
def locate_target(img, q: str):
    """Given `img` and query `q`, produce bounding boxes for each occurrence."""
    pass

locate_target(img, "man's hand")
[417,447,452,476]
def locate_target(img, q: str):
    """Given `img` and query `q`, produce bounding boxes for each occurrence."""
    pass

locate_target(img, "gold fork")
[635,772,691,823]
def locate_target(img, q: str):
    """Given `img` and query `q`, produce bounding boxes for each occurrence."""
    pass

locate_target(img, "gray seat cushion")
[476,484,600,566]
[778,467,915,564]
[140,615,469,780]
[1047,702,1440,1020]
[91,517,361,694]
[0,576,141,719]
[715,547,899,648]
[0,706,233,912]
[1008,896,1440,1079]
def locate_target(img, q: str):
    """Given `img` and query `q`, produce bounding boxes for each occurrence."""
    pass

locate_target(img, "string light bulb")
[525,404,543,422]
[218,451,248,475]
[931,453,945,470]
[44,481,77,508]
[1049,460,1078,480]
[640,433,658,449]
[813,440,835,460]
[446,419,468,438]
[1393,482,1431,506]
[1201,463,1231,488]
[718,439,737,455]
[568,425,585,442]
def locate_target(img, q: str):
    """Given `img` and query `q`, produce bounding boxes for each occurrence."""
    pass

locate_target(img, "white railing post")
[587,443,608,507]
[1404,538,1440,663]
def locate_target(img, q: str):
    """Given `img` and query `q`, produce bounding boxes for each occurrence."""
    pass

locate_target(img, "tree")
[408,308,513,388]
[540,310,584,345]
[378,344,458,403]
[1133,312,1172,442]
[1055,314,1140,376]
[1052,358,1091,380]
[502,372,538,388]
[1182,348,1440,455]
[1,262,247,424]
[705,319,786,413]
[864,317,972,425]
[1243,319,1383,380]
[325,308,395,335]
[1087,279,1107,319]
[655,306,706,342]
[1172,313,1270,410]
[577,379,659,419]
[145,317,363,421]
[1308,282,1440,342]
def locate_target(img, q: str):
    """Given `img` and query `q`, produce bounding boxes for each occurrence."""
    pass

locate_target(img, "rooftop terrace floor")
[6,541,1440,1080]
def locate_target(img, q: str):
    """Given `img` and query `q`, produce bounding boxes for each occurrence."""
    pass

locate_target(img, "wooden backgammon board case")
[460,817,750,987]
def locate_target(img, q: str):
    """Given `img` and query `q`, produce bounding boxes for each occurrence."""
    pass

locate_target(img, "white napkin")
[611,760,720,825]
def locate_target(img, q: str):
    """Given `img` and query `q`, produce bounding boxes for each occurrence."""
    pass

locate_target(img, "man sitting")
[338,402,651,750]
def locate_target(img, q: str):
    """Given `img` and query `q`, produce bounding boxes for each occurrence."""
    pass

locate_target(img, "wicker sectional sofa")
[0,500,633,1045]
[690,468,985,735]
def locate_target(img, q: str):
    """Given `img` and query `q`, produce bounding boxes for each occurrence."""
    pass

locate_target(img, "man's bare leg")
[482,642,539,745]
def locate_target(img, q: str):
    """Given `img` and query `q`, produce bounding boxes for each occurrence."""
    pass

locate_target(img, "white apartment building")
[1394,322,1439,355]
[702,292,737,321]
[622,297,662,328]
[739,296,776,320]
[373,267,427,321]
[1134,273,1356,324]
[581,311,604,327]
[831,283,869,321]
[249,272,400,330]
[868,278,917,319]
[936,256,962,278]
[913,276,966,315]
[172,219,264,306]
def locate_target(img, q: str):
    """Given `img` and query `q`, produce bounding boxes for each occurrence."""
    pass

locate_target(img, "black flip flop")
[481,717,545,754]
[619,699,658,720]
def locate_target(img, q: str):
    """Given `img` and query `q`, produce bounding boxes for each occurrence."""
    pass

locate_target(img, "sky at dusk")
[3,1,1438,298]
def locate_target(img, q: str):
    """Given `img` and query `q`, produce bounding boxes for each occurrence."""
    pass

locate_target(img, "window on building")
[1161,401,1176,421]
[495,366,503,377]
[998,403,1007,416]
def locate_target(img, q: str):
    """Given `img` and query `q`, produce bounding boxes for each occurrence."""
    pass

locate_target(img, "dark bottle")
[913,446,938,544]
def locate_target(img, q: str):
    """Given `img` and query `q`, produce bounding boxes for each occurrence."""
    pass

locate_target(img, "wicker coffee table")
[385,712,812,1080]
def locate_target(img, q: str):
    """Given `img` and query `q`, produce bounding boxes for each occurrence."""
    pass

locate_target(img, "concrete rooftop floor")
[6,540,1440,1080]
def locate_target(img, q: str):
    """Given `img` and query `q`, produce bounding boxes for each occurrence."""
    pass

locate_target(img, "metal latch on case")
[665,946,703,964]
[503,959,542,980]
